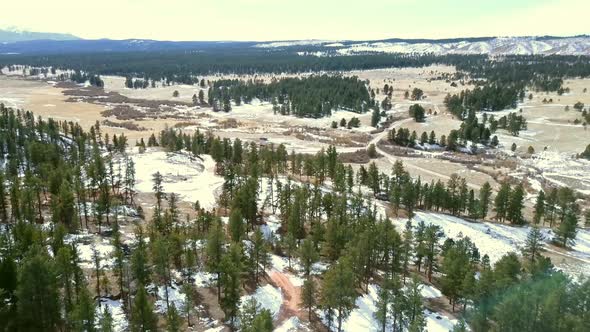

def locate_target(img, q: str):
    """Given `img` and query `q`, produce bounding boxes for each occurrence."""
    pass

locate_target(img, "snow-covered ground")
[96,298,128,332]
[269,253,328,277]
[130,147,224,209]
[317,283,458,332]
[193,270,216,288]
[407,211,536,264]
[240,284,283,319]
[401,211,590,278]
[420,284,443,299]
[151,282,186,314]
[64,232,116,269]
[520,151,590,195]
[274,316,310,332]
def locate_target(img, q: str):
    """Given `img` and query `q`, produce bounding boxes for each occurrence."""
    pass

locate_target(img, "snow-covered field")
[407,212,535,264]
[129,147,224,209]
[520,151,590,196]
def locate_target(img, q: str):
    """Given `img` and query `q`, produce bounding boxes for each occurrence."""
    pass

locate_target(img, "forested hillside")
[1,102,588,331]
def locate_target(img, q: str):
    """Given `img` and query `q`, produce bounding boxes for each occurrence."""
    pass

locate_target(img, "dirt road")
[268,270,305,324]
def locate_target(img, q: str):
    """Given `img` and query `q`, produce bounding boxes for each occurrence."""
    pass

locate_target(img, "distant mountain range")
[256,36,590,56]
[0,27,79,43]
[0,27,588,56]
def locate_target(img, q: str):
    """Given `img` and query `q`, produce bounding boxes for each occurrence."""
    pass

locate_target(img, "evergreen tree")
[130,286,158,332]
[321,256,357,332]
[167,304,182,332]
[239,298,273,332]
[405,275,425,330]
[248,228,270,285]
[206,220,225,300]
[371,107,381,127]
[522,226,545,264]
[479,182,492,219]
[16,249,61,331]
[494,183,511,222]
[283,232,297,269]
[507,184,525,224]
[553,212,578,248]
[181,283,196,327]
[152,237,172,312]
[131,227,150,286]
[424,225,443,282]
[111,219,126,302]
[55,246,76,314]
[0,171,8,223]
[301,278,317,321]
[409,104,426,122]
[249,309,273,332]
[239,298,260,331]
[533,190,545,224]
[229,208,244,242]
[374,278,394,332]
[152,172,165,211]
[401,220,414,283]
[52,180,76,229]
[198,90,205,104]
[98,306,114,332]
[299,237,319,278]
[441,239,473,311]
[219,244,243,327]
[72,287,96,332]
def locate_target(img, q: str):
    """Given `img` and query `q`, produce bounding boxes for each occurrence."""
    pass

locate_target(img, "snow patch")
[130,147,224,209]
[240,284,283,318]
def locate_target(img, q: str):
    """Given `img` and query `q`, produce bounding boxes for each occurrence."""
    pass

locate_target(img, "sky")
[0,0,588,41]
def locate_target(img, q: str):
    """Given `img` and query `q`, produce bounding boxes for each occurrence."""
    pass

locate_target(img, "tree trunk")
[217,271,221,301]
[164,282,170,313]
[36,191,43,222]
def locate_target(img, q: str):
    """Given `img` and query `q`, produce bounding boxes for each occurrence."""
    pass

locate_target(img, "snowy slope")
[317,284,459,332]
[0,26,79,42]
[256,36,590,56]
[400,211,590,278]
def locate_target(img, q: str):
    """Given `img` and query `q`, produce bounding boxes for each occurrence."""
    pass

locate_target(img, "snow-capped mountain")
[255,36,590,56]
[0,26,79,43]
[1,33,588,56]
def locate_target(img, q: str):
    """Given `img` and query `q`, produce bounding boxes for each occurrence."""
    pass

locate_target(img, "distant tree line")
[4,51,590,93]
[444,84,522,119]
[208,75,373,118]
[69,70,104,87]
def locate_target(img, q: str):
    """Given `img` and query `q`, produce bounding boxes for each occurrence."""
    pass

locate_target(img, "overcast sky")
[1,0,587,41]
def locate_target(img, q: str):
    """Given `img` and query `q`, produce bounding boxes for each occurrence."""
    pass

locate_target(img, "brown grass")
[101,119,147,131]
